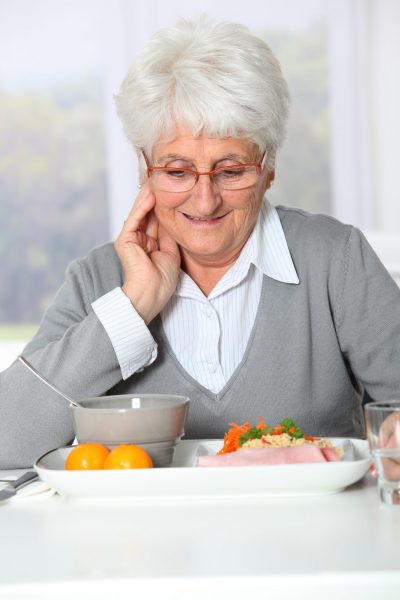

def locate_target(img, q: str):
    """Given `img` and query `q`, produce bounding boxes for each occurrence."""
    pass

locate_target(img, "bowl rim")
[71,393,191,412]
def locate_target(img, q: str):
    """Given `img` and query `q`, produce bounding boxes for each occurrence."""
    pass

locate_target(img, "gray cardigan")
[1,206,400,468]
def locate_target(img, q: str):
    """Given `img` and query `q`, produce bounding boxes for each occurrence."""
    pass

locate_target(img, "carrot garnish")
[217,417,318,454]
[304,434,320,441]
[256,416,267,430]
[217,421,251,455]
[272,425,283,435]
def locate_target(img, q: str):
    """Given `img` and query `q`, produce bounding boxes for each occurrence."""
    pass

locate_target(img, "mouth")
[181,212,228,224]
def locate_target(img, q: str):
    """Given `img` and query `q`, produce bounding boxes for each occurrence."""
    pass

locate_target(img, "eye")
[218,167,245,178]
[165,169,190,179]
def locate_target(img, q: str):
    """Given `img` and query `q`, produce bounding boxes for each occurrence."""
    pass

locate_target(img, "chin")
[184,243,227,260]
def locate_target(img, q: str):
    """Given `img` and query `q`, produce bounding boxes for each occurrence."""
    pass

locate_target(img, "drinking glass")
[365,400,400,505]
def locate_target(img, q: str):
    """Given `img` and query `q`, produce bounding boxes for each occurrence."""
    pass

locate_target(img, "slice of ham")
[197,445,341,467]
[320,447,341,462]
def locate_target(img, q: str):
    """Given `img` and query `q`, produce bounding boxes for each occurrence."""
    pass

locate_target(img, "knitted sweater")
[1,206,400,467]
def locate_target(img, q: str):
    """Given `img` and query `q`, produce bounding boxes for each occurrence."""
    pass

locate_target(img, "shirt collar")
[175,196,299,299]
[218,196,299,288]
[251,197,299,284]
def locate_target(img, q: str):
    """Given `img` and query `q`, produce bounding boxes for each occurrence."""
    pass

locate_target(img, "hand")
[377,412,400,481]
[114,184,181,324]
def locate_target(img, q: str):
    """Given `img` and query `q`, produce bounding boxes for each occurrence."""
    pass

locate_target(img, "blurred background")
[1,0,399,370]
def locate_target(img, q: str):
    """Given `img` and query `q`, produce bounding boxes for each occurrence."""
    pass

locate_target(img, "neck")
[180,249,242,296]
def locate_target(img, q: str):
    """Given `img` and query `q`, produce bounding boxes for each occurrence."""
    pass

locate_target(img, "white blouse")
[92,198,299,393]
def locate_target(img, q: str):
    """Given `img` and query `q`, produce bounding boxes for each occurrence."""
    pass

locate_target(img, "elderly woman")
[1,18,400,468]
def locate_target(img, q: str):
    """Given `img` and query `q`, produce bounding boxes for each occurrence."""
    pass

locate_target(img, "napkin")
[0,477,55,502]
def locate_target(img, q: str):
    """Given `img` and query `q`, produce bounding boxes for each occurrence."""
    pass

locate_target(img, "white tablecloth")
[0,469,399,599]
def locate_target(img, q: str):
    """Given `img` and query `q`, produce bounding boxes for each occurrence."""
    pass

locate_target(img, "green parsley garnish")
[238,418,305,446]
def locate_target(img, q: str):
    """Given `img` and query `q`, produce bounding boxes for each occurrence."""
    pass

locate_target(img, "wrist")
[121,284,157,324]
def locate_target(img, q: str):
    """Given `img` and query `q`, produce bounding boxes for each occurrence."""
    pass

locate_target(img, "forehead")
[152,123,256,161]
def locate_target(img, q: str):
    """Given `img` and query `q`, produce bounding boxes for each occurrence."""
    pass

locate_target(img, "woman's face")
[150,124,272,269]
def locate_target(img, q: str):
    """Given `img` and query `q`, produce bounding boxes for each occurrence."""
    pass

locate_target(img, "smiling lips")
[182,212,227,223]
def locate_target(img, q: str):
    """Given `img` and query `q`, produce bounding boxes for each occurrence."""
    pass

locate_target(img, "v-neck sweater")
[1,206,400,467]
[91,199,299,392]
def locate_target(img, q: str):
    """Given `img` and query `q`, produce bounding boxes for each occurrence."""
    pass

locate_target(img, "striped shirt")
[92,198,299,393]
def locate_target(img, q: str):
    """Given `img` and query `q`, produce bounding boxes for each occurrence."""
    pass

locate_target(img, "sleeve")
[0,259,154,468]
[334,227,400,400]
[91,287,157,380]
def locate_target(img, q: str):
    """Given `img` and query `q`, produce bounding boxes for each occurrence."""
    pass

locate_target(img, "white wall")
[370,0,400,233]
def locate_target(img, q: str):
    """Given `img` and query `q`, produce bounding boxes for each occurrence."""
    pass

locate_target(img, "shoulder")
[79,241,121,271]
[273,205,363,286]
[67,242,123,299]
[276,205,353,247]
[275,205,356,264]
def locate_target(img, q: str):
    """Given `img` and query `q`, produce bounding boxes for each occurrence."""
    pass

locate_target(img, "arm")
[0,260,127,468]
[334,227,400,399]
[0,184,180,469]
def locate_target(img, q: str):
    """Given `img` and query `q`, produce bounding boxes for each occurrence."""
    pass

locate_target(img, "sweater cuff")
[91,287,157,380]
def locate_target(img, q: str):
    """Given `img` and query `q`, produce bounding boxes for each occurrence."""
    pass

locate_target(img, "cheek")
[154,191,186,213]
[153,197,174,221]
[154,197,184,233]
[228,191,263,216]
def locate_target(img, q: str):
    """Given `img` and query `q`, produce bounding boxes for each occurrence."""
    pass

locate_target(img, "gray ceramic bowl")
[70,394,190,467]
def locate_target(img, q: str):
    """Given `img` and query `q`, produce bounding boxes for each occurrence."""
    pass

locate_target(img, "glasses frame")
[142,151,267,192]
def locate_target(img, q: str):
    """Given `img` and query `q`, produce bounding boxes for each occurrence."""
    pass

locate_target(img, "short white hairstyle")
[115,17,290,169]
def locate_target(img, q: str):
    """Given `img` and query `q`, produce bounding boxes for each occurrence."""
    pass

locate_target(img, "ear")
[137,151,147,185]
[262,168,275,193]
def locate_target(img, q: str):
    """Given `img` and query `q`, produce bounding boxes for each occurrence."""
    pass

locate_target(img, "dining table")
[0,458,400,600]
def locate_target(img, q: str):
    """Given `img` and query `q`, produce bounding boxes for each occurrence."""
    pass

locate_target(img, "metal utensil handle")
[10,471,39,490]
[18,355,81,408]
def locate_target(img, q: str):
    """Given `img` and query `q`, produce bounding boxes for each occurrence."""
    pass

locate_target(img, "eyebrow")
[156,153,251,165]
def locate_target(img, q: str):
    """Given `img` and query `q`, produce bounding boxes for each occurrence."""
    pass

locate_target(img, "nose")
[190,174,222,216]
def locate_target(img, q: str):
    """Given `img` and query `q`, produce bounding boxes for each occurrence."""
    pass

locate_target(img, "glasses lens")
[213,166,259,190]
[153,169,196,192]
[151,165,260,192]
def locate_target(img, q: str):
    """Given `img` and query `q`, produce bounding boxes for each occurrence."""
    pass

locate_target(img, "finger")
[382,433,398,450]
[380,413,400,446]
[146,209,159,242]
[122,184,156,234]
[135,230,157,255]
[380,457,400,481]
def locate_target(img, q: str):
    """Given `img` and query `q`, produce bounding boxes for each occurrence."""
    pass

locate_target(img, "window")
[1,0,399,371]
[0,0,111,364]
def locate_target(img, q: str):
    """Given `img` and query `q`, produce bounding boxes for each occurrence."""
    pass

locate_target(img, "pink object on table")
[197,445,340,467]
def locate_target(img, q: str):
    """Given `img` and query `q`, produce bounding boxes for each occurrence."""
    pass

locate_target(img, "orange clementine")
[65,443,110,470]
[103,444,153,469]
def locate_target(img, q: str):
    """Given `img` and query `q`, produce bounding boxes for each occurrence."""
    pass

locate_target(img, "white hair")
[115,17,290,169]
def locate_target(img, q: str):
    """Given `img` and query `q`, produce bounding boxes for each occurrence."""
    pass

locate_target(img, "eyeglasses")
[143,152,266,193]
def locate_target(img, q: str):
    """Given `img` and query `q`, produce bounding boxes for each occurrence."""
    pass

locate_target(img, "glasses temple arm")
[260,151,268,170]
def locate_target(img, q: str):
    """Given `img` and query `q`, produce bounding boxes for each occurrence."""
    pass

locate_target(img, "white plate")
[34,438,371,501]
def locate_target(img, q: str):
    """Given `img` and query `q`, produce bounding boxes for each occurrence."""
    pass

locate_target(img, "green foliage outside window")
[0,75,109,330]
[0,26,330,340]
